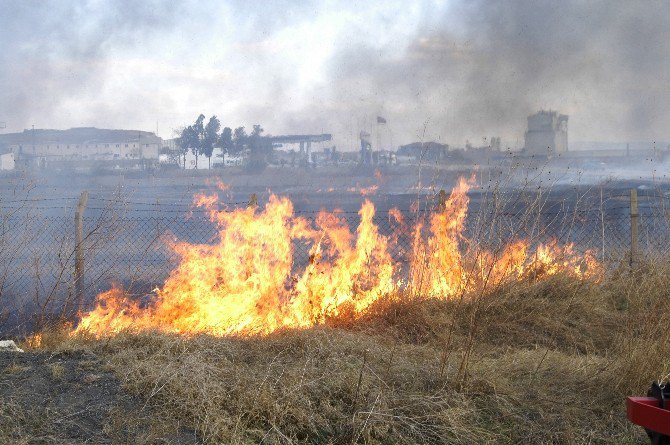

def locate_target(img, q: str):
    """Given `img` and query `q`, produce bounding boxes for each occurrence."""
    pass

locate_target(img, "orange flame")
[347,185,379,196]
[73,177,599,337]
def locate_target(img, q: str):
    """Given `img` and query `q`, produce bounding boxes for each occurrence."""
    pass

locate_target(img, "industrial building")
[0,127,162,169]
[524,110,569,156]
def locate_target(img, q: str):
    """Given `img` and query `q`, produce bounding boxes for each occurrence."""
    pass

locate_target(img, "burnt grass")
[0,349,202,444]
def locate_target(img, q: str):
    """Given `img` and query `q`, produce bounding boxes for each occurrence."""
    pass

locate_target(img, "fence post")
[74,191,89,312]
[630,188,638,268]
[437,189,447,211]
[248,193,258,208]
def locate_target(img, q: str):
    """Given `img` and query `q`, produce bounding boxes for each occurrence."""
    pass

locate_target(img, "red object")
[627,396,670,436]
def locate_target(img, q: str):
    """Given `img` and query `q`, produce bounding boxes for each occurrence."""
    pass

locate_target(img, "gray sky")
[2,0,670,149]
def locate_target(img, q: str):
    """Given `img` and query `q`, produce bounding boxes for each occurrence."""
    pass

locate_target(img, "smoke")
[317,0,670,146]
[0,0,182,130]
[2,1,670,148]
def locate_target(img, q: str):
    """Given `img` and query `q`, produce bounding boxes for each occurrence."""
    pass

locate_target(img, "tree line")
[177,115,272,170]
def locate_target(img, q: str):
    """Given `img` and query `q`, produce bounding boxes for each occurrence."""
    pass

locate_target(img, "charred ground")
[0,348,201,444]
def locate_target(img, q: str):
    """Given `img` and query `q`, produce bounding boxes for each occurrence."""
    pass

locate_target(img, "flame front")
[74,178,599,337]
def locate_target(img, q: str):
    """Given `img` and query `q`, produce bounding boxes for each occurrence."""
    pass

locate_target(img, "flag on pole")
[376,116,387,124]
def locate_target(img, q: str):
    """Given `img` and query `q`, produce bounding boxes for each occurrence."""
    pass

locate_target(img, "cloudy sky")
[2,0,670,149]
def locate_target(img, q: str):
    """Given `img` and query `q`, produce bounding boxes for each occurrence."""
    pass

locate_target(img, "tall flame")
[73,177,598,337]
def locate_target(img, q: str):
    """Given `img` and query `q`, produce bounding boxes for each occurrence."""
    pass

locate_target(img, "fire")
[73,177,599,337]
[347,184,379,196]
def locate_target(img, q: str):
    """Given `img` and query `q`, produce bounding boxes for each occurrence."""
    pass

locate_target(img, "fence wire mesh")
[1,189,669,335]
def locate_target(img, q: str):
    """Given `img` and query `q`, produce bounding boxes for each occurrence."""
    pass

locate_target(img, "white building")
[221,152,246,167]
[0,152,14,170]
[524,110,569,156]
[0,127,162,167]
[182,148,225,170]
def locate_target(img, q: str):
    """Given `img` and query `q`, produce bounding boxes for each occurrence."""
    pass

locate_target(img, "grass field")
[2,264,668,444]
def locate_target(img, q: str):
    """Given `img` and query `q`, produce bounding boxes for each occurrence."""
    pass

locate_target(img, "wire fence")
[0,188,669,335]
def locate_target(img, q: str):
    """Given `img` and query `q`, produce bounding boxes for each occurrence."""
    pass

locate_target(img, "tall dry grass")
[34,262,667,444]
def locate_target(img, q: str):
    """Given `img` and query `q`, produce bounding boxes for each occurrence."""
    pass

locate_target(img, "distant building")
[222,153,246,167]
[0,142,14,170]
[0,127,162,168]
[0,150,14,171]
[163,137,179,152]
[524,110,568,156]
[397,142,450,162]
[270,134,333,166]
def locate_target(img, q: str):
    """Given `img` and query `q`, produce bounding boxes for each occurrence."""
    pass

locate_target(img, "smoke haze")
[2,0,670,148]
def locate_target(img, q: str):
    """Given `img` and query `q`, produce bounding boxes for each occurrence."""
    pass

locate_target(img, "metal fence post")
[74,191,89,312]
[630,188,638,268]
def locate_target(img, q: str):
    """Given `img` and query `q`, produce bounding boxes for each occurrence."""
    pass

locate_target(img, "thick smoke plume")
[322,0,670,146]
[2,1,669,147]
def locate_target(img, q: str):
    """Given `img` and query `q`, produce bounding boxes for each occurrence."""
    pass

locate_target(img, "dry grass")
[47,362,65,381]
[29,263,667,444]
[2,363,31,375]
[0,399,45,445]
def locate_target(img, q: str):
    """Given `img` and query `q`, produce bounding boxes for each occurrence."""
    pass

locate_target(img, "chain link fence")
[1,188,669,335]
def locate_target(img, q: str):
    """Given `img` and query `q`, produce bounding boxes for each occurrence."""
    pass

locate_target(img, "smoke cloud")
[0,1,181,130]
[2,1,670,148]
[319,0,670,146]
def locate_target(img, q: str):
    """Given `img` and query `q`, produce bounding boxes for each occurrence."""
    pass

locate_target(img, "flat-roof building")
[0,127,162,168]
[524,110,568,156]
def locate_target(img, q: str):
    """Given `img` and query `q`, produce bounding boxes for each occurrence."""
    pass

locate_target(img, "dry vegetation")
[3,263,668,444]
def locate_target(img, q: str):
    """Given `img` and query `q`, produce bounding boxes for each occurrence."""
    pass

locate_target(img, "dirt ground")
[0,349,202,445]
